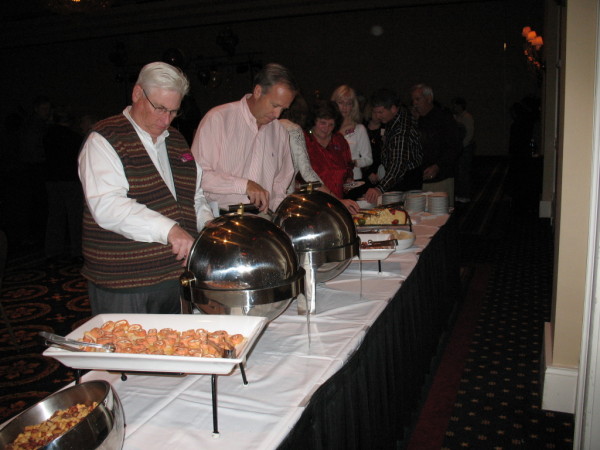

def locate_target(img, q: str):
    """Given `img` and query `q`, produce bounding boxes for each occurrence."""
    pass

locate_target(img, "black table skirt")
[278,216,461,449]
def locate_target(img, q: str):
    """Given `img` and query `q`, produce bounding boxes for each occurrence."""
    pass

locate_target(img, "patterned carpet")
[408,156,575,449]
[442,213,574,448]
[0,256,92,423]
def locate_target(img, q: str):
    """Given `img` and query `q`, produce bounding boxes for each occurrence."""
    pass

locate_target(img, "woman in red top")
[304,101,355,200]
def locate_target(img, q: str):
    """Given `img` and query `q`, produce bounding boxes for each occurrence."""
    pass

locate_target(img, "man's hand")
[246,180,270,212]
[368,173,379,184]
[341,199,360,214]
[364,187,381,205]
[423,164,440,181]
[167,224,195,266]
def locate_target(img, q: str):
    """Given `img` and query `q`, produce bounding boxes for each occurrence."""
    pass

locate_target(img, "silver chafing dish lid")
[180,210,304,318]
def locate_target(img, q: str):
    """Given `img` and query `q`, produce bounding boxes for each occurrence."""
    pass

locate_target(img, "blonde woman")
[331,85,373,181]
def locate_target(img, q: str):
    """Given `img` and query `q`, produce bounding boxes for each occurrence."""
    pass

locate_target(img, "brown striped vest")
[81,114,197,290]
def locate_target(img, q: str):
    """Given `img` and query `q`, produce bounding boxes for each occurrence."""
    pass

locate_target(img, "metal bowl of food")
[273,187,359,314]
[0,380,125,450]
[180,208,305,322]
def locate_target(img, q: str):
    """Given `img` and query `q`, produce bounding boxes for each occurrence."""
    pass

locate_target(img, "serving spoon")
[40,331,116,353]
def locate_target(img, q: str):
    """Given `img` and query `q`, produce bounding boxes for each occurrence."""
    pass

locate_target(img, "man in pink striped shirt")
[191,63,297,213]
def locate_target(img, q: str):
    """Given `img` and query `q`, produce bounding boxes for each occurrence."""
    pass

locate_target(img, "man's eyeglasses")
[142,89,181,118]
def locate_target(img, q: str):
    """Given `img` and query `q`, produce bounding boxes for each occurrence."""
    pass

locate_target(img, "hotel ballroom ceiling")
[0,0,491,49]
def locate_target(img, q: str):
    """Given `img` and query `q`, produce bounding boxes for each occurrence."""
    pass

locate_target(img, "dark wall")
[1,1,543,155]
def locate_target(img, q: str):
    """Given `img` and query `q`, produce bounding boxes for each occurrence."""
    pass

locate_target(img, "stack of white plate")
[357,199,376,209]
[427,192,449,214]
[381,191,403,205]
[405,193,426,213]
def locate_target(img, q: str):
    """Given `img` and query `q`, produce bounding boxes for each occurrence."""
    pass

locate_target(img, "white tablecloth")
[81,213,450,449]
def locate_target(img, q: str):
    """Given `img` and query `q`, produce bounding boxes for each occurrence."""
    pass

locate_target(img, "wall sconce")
[522,26,544,73]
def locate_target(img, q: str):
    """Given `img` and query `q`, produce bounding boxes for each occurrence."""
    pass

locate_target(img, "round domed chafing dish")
[273,186,359,315]
[180,207,305,322]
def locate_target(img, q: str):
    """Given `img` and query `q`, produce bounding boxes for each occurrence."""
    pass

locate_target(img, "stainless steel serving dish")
[180,208,304,322]
[273,187,359,314]
[0,380,125,450]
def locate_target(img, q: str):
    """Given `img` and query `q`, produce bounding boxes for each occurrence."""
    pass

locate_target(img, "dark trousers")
[88,281,182,315]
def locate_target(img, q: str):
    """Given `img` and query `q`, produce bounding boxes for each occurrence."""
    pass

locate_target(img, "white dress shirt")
[78,107,213,245]
[191,95,294,211]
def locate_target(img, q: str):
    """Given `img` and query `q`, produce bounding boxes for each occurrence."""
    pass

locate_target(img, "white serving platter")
[393,230,416,251]
[43,314,267,375]
[358,227,415,251]
[355,246,395,261]
[358,232,393,243]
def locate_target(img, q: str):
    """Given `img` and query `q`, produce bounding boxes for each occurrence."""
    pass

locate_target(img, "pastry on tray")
[353,207,409,226]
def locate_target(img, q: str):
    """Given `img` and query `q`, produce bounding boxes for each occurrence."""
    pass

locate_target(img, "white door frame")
[574,10,600,447]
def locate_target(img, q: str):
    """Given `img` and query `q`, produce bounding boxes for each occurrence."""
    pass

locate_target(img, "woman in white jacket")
[331,85,373,181]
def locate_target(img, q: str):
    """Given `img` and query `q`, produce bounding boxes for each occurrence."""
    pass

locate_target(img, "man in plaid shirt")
[364,88,423,205]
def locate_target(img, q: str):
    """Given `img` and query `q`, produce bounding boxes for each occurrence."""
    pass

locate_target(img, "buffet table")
[81,212,460,449]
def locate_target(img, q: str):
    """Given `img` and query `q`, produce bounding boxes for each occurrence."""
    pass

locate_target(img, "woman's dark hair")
[306,100,342,132]
[370,88,399,110]
[280,94,309,129]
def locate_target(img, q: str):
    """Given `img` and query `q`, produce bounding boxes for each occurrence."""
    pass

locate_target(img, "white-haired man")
[78,61,213,315]
[411,84,462,206]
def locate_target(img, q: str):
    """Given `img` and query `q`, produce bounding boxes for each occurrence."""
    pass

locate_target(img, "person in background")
[451,97,475,204]
[331,85,373,182]
[78,61,213,315]
[79,113,99,137]
[1,112,25,247]
[20,96,52,167]
[363,88,423,206]
[506,96,542,213]
[43,107,84,262]
[192,63,296,214]
[362,103,385,187]
[304,100,359,213]
[19,95,52,247]
[410,84,462,206]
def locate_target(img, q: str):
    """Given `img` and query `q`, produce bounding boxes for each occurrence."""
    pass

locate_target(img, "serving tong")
[40,331,115,353]
[362,239,398,248]
[378,201,405,209]
[225,203,275,217]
